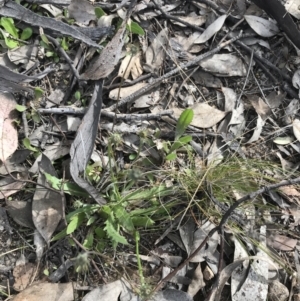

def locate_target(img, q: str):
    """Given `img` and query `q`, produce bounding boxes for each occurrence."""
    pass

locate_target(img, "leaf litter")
[2,0,300,300]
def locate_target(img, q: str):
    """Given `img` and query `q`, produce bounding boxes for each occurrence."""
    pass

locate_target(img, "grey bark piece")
[70,80,106,205]
[0,1,102,49]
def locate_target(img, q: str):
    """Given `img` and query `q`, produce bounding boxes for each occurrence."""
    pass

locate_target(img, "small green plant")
[17,87,44,123]
[74,90,87,106]
[0,17,32,49]
[165,108,194,160]
[23,137,39,154]
[39,34,64,62]
[43,173,91,197]
[127,21,145,36]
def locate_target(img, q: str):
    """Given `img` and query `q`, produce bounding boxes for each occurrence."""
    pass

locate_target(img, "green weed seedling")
[41,34,70,60]
[74,90,87,107]
[0,17,32,49]
[166,108,194,160]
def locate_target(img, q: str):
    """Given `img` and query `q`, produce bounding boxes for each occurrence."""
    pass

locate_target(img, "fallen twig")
[37,107,173,121]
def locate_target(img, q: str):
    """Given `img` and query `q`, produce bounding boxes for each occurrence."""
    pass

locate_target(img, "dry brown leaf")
[189,15,227,44]
[118,50,143,80]
[200,54,247,77]
[32,155,64,244]
[68,0,96,26]
[6,199,34,229]
[279,185,300,197]
[13,262,36,292]
[244,15,279,38]
[267,234,297,251]
[109,83,147,100]
[13,282,74,301]
[187,263,205,297]
[144,27,169,73]
[81,1,137,80]
[247,94,271,120]
[0,170,28,199]
[0,93,18,161]
[173,103,227,128]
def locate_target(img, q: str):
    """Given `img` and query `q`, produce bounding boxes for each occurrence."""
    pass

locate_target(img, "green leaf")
[0,28,18,49]
[31,111,41,123]
[74,91,81,100]
[51,228,67,241]
[15,104,27,112]
[40,40,52,50]
[126,21,145,35]
[104,217,128,248]
[99,205,112,219]
[113,205,135,233]
[45,51,54,57]
[83,231,94,249]
[95,7,106,18]
[67,213,85,234]
[40,33,50,45]
[169,141,181,153]
[94,227,106,239]
[175,109,194,140]
[21,27,33,40]
[166,152,177,160]
[122,186,173,202]
[131,216,155,227]
[169,135,192,153]
[44,172,91,197]
[87,216,97,226]
[23,138,38,152]
[44,172,61,190]
[60,37,68,50]
[62,182,90,197]
[129,153,137,160]
[4,38,18,49]
[179,135,192,143]
[66,205,100,222]
[34,87,44,99]
[0,18,18,38]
